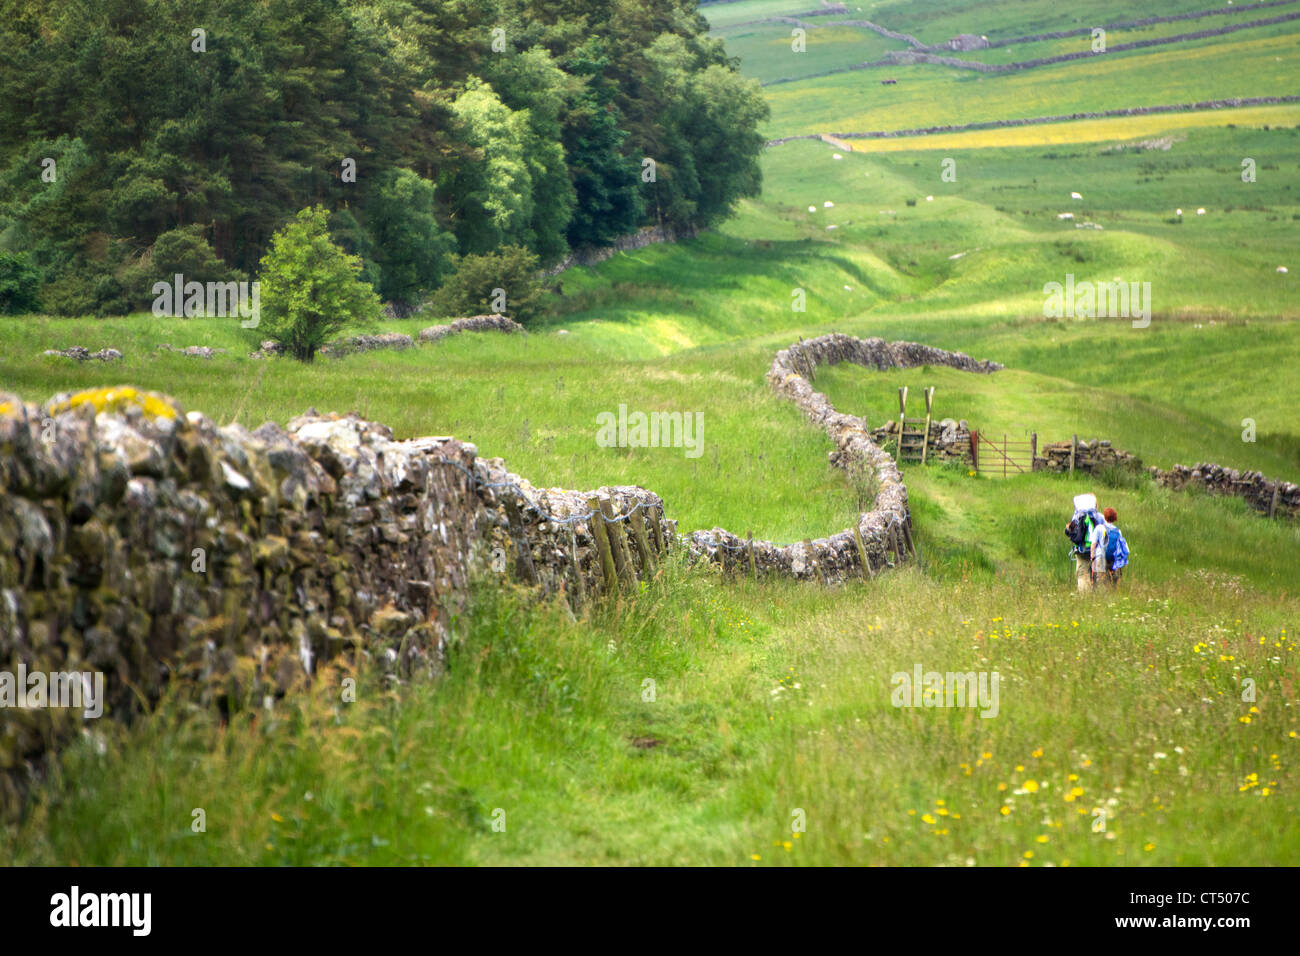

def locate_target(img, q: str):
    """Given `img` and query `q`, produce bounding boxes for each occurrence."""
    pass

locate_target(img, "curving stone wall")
[685,335,1002,582]
[0,334,1002,815]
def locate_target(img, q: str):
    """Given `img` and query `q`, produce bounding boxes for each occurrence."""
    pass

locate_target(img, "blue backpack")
[1102,523,1129,570]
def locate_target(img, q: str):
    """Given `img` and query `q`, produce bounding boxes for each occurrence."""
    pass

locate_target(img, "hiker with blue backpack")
[1065,494,1129,590]
[1093,507,1129,587]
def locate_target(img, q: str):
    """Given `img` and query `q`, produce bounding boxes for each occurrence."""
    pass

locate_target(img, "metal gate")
[971,431,1036,477]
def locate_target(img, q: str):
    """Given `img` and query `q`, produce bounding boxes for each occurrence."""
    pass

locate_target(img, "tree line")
[0,0,767,317]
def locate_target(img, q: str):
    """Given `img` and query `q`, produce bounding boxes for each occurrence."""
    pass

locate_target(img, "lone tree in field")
[259,206,381,361]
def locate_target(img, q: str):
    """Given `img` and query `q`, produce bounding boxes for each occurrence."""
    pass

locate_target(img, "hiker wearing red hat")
[1090,507,1128,587]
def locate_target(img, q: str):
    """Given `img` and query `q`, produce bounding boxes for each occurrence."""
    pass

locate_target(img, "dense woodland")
[0,0,768,315]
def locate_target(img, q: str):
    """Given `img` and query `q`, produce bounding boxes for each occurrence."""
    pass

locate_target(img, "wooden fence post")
[628,506,656,577]
[1070,434,1077,477]
[568,525,586,608]
[746,531,757,579]
[587,497,619,593]
[1030,432,1037,470]
[648,503,666,555]
[598,498,636,587]
[971,430,979,475]
[901,520,917,559]
[1269,484,1280,519]
[853,525,872,578]
[503,496,539,584]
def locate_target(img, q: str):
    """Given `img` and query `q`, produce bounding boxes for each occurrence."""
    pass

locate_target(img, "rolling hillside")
[3,0,1298,867]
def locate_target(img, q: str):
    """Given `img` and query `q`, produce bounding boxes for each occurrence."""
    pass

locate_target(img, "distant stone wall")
[1034,439,1141,473]
[1151,463,1300,519]
[249,316,522,359]
[418,314,523,343]
[542,224,698,279]
[981,1,1300,48]
[765,97,1300,140]
[762,9,1300,84]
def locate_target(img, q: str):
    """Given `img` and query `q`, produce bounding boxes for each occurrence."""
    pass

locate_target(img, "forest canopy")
[0,0,767,315]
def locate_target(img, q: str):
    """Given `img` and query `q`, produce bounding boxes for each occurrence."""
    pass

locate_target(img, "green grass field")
[3,0,1299,866]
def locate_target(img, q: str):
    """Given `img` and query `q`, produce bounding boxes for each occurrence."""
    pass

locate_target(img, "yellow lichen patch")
[48,386,178,420]
[0,400,18,417]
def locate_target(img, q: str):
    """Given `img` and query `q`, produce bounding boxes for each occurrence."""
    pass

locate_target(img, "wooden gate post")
[1031,432,1037,470]
[920,386,934,465]
[897,386,908,455]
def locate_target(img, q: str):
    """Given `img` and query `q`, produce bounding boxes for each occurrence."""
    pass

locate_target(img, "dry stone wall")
[0,333,1015,816]
[686,335,1003,581]
[0,388,485,815]
[543,224,698,279]
[1151,463,1299,519]
[418,314,524,343]
[1035,439,1141,473]
[9,333,1290,816]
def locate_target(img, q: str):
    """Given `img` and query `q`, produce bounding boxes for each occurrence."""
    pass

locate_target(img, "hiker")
[1093,507,1129,587]
[1065,493,1106,591]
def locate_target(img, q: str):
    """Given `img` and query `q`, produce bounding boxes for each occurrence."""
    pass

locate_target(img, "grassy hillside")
[4,0,1299,866]
[761,32,1300,136]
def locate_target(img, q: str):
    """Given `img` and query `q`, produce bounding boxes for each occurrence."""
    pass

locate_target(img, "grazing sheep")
[1071,192,1083,200]
[824,201,834,208]
[1197,208,1206,215]
[1057,212,1074,220]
